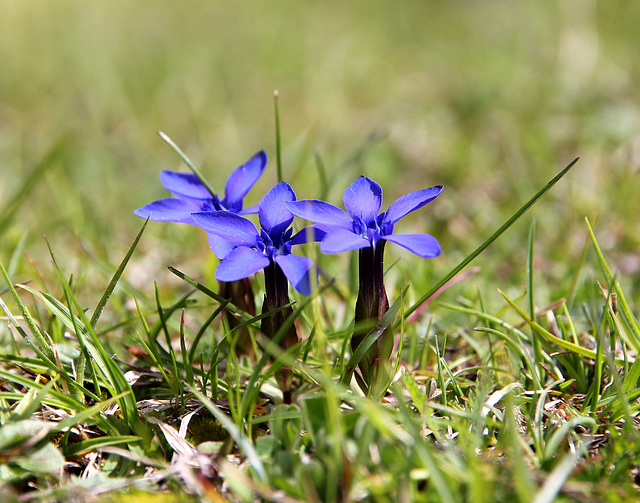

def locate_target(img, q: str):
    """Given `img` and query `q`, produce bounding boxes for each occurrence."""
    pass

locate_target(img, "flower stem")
[219,279,256,357]
[353,241,391,390]
[261,260,298,403]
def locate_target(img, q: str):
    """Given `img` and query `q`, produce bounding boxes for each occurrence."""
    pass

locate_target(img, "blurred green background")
[1,0,639,299]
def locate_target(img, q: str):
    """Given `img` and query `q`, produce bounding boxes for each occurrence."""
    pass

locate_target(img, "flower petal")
[222,151,268,212]
[321,229,371,253]
[275,253,314,295]
[207,233,234,260]
[343,176,382,224]
[133,198,202,223]
[286,200,352,229]
[259,182,295,238]
[290,226,327,245]
[384,185,443,225]
[383,233,441,258]
[191,211,259,247]
[238,204,259,215]
[215,246,270,282]
[160,171,213,200]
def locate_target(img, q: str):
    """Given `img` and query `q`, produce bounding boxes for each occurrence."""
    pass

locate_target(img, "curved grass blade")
[168,266,249,318]
[499,289,628,366]
[0,259,55,360]
[188,300,229,363]
[157,130,216,198]
[405,157,580,320]
[90,217,148,328]
[64,435,141,458]
[585,217,640,351]
[45,246,141,430]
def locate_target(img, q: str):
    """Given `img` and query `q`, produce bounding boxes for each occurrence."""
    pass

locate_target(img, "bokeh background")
[2,0,639,301]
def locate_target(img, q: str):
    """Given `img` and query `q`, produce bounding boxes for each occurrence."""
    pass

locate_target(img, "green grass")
[2,1,640,501]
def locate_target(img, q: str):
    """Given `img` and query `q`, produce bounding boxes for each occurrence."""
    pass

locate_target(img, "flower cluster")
[192,182,316,295]
[136,149,442,399]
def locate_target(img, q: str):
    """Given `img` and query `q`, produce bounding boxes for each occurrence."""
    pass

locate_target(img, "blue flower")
[286,176,442,394]
[192,182,316,295]
[286,176,443,257]
[134,150,267,258]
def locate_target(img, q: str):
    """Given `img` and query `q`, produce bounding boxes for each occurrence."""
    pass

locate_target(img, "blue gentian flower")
[134,150,267,258]
[285,176,443,258]
[286,176,443,395]
[192,181,316,296]
[193,181,316,403]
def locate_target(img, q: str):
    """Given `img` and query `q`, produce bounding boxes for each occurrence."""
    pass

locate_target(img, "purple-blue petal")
[160,171,213,200]
[320,229,371,254]
[343,176,383,224]
[275,253,314,295]
[238,204,259,215]
[383,233,441,258]
[191,211,259,247]
[207,233,234,260]
[222,151,267,211]
[290,226,327,245]
[384,185,443,225]
[215,247,270,282]
[259,182,295,238]
[286,200,353,229]
[133,198,202,223]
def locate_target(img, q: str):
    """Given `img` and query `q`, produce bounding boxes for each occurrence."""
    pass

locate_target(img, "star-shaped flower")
[134,150,267,258]
[286,176,443,257]
[192,182,316,295]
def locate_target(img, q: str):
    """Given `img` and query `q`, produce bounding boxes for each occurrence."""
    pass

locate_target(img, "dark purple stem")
[352,240,390,385]
[261,260,298,404]
[219,279,256,356]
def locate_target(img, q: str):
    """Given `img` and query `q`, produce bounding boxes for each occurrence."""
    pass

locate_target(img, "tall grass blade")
[585,217,640,351]
[157,130,217,197]
[528,219,544,386]
[405,157,580,320]
[45,246,140,430]
[0,135,68,236]
[0,259,55,360]
[90,217,148,328]
[274,90,283,183]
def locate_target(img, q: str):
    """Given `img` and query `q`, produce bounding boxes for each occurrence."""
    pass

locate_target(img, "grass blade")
[273,90,283,183]
[90,217,149,328]
[405,157,580,320]
[498,289,627,366]
[0,135,68,236]
[157,130,217,198]
[0,259,55,360]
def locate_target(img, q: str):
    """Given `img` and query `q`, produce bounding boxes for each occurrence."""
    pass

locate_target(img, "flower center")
[201,196,225,212]
[257,228,293,260]
[353,213,390,245]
